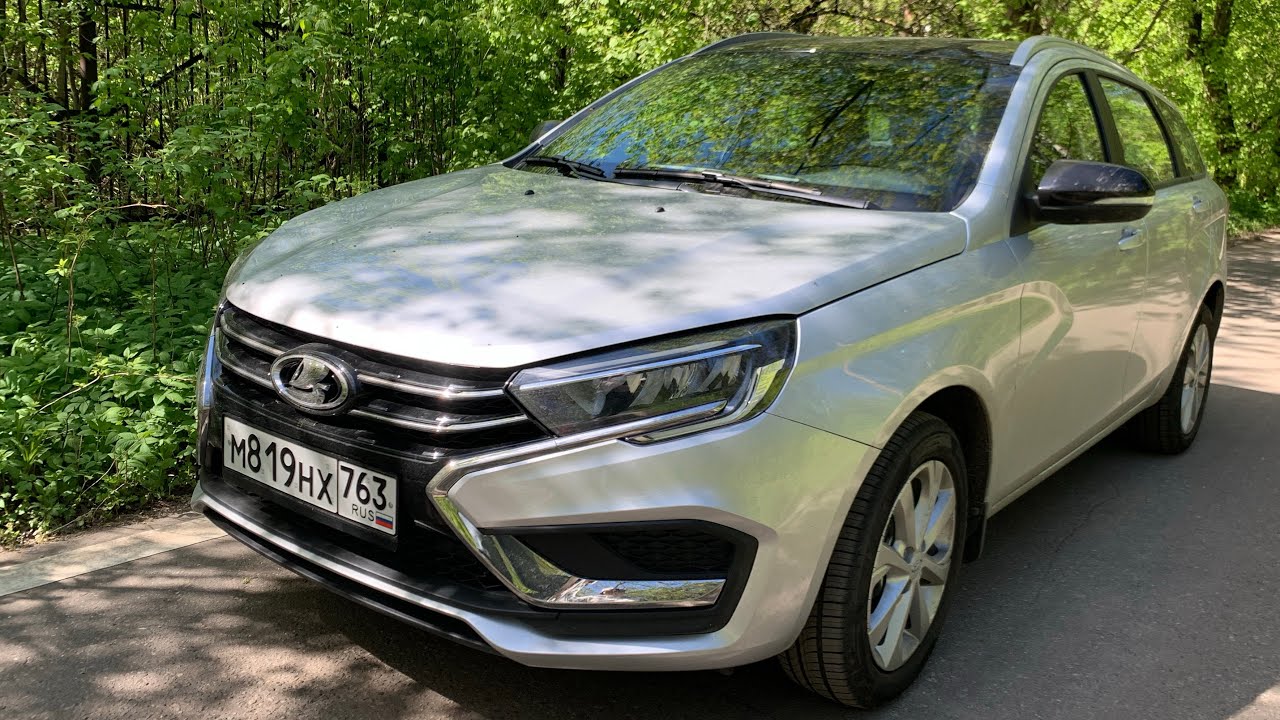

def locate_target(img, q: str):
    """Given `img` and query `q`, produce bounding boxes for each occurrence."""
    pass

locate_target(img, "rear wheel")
[1129,304,1216,454]
[779,412,967,708]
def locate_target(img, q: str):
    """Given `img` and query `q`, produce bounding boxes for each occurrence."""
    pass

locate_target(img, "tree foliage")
[1,0,1276,540]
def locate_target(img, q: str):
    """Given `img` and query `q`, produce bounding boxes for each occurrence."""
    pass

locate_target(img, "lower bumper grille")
[596,528,736,576]
[205,508,497,654]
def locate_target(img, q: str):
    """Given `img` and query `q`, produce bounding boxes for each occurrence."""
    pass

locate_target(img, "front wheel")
[779,412,967,708]
[1129,304,1216,454]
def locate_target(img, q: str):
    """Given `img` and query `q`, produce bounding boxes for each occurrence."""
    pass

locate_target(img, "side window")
[1156,98,1207,177]
[1099,78,1176,185]
[1028,73,1107,184]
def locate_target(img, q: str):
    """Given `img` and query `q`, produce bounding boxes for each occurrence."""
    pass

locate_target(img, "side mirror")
[1031,160,1154,224]
[529,119,563,145]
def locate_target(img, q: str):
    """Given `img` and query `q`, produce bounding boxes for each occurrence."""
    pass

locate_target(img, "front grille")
[596,529,735,575]
[215,304,545,448]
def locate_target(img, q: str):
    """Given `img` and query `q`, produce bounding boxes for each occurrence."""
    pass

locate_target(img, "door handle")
[1118,227,1145,251]
[1192,196,1206,214]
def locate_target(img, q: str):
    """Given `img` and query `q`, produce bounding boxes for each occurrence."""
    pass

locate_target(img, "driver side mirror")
[528,119,563,145]
[1031,160,1154,224]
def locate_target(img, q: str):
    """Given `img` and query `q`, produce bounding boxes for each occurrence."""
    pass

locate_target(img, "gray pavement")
[3,234,1279,720]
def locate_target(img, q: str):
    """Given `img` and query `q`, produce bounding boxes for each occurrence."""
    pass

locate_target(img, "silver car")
[193,33,1228,707]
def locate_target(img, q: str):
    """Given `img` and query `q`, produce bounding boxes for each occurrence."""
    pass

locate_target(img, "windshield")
[524,47,1018,211]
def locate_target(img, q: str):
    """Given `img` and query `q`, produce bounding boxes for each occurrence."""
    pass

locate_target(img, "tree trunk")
[57,11,69,108]
[17,0,29,83]
[77,2,97,112]
[1005,0,1043,36]
[78,2,100,182]
[1189,0,1238,186]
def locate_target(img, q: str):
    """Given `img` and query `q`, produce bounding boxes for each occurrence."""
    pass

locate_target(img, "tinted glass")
[1100,78,1176,184]
[1028,74,1106,183]
[1156,97,1207,177]
[531,50,1018,211]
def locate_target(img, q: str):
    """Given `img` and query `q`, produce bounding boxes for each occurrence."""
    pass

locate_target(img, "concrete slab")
[0,513,224,597]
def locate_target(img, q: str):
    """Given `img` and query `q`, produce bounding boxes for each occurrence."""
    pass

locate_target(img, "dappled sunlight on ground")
[1228,686,1280,720]
[1213,231,1280,393]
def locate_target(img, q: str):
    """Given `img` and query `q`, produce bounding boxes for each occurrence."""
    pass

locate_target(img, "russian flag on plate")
[374,512,394,530]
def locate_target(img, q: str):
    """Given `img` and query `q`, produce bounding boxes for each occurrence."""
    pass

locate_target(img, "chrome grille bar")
[214,306,534,437]
[220,306,507,401]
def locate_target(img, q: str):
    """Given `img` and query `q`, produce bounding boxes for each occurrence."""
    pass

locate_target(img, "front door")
[998,70,1149,495]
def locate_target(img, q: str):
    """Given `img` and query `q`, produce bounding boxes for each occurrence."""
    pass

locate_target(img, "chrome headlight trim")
[425,405,737,609]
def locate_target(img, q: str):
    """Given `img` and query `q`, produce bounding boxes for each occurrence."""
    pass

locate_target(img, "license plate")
[222,417,397,535]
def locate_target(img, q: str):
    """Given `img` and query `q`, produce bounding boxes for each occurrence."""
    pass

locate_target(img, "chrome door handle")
[1192,197,1206,213]
[1118,227,1145,251]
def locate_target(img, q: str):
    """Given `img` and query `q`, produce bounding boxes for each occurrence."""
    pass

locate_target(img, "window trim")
[1153,96,1210,181]
[1011,67,1113,234]
[1093,72,1186,190]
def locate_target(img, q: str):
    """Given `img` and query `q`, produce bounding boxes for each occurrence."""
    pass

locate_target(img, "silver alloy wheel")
[867,460,956,672]
[1180,324,1211,434]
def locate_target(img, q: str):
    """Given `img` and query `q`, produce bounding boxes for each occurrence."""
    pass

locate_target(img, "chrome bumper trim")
[422,403,733,609]
[431,494,725,609]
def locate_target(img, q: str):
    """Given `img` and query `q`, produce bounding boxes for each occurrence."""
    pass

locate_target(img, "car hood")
[225,165,968,368]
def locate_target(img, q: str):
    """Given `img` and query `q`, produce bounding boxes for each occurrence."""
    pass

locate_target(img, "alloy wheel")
[1180,323,1211,434]
[867,460,956,671]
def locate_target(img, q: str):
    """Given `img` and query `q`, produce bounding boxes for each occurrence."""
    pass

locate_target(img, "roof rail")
[693,32,804,55]
[1010,35,1114,67]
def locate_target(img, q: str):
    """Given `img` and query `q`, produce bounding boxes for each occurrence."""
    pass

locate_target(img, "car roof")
[696,34,1021,65]
[695,33,1130,74]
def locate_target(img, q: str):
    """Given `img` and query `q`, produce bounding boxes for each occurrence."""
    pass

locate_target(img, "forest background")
[1,0,1275,540]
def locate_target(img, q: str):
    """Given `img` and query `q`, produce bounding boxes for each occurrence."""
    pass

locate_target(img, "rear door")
[1094,77,1197,398]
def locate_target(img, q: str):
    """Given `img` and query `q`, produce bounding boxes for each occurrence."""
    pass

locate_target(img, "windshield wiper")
[612,167,880,210]
[519,155,608,180]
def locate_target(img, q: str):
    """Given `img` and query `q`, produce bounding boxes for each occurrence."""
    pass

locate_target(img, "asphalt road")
[4,235,1279,720]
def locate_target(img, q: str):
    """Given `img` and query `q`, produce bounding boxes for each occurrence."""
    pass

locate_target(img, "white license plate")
[222,417,398,535]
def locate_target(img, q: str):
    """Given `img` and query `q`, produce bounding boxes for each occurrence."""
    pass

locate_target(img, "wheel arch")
[1204,278,1225,329]
[873,373,996,563]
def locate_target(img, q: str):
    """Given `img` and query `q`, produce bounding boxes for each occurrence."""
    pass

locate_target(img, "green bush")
[0,225,228,542]
[1227,189,1280,237]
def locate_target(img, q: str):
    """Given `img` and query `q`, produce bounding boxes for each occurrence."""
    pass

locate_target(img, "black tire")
[779,411,968,708]
[1128,304,1216,454]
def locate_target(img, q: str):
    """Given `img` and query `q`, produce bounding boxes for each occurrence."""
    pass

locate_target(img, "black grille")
[215,303,545,448]
[596,529,735,576]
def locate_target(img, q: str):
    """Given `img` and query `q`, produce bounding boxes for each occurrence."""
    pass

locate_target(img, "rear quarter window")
[1099,78,1176,185]
[1156,98,1208,177]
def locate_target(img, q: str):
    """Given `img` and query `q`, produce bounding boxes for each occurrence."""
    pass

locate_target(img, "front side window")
[1099,78,1176,185]
[1027,73,1106,184]
[525,49,1019,211]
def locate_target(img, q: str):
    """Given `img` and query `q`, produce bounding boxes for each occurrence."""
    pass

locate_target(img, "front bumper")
[196,411,874,671]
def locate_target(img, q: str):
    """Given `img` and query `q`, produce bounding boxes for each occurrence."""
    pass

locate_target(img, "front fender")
[770,239,1024,498]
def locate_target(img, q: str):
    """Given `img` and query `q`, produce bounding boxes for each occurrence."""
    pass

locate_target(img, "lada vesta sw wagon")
[194,33,1228,707]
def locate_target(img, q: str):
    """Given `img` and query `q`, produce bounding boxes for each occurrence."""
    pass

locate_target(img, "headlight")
[508,320,796,440]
